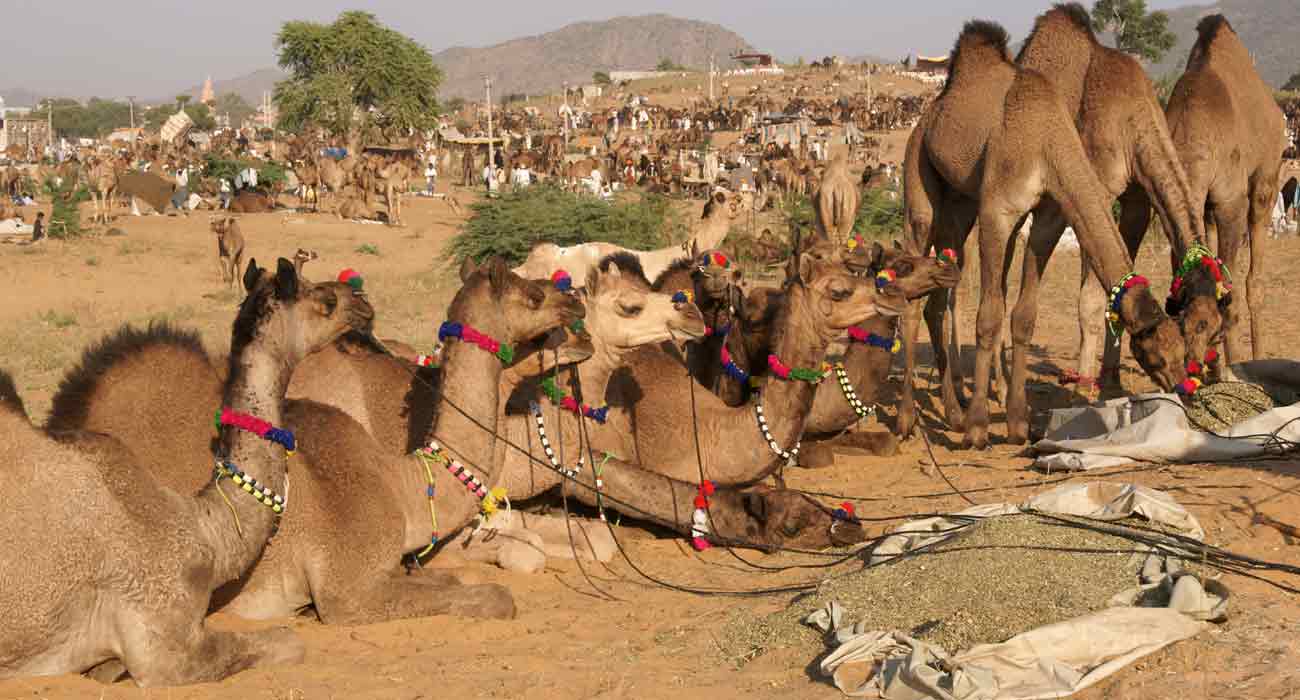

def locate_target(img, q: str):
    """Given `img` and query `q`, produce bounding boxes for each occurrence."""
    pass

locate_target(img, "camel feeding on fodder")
[1012,4,1224,398]
[210,216,245,287]
[813,153,860,244]
[512,188,752,287]
[45,259,587,624]
[1,258,374,686]
[585,251,908,485]
[1138,15,1286,367]
[898,19,1190,449]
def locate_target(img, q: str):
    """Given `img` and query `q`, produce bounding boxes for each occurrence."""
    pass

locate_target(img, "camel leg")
[1243,175,1277,360]
[1211,192,1251,364]
[232,250,244,288]
[1007,206,1066,443]
[897,299,923,437]
[934,203,977,429]
[311,573,516,626]
[116,610,303,687]
[964,208,1017,450]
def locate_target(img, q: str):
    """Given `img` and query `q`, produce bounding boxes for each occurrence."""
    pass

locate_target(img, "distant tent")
[915,54,950,74]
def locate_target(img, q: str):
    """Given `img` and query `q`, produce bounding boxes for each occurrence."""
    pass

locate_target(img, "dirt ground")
[3,183,1300,699]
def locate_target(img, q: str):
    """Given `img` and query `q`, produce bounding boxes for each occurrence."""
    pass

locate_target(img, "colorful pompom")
[937,248,958,265]
[337,268,363,290]
[875,268,897,291]
[551,269,573,292]
[672,290,694,305]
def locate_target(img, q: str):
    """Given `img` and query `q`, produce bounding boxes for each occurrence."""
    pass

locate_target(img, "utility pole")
[127,96,135,129]
[485,76,494,191]
[46,98,53,154]
[562,80,570,152]
[708,54,715,103]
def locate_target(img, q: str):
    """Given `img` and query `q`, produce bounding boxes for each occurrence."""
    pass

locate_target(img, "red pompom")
[338,268,358,283]
[1186,360,1202,375]
[691,536,712,551]
[1204,348,1218,363]
[694,494,709,510]
[699,480,716,496]
[840,501,855,517]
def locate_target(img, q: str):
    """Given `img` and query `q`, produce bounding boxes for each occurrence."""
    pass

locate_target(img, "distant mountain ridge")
[430,14,755,100]
[1149,0,1300,87]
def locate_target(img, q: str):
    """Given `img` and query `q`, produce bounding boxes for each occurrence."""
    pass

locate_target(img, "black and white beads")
[834,365,876,419]
[754,393,800,462]
[215,461,286,514]
[529,402,585,478]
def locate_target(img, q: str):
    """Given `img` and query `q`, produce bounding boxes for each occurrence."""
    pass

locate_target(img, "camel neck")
[749,286,828,455]
[199,341,294,583]
[422,333,504,496]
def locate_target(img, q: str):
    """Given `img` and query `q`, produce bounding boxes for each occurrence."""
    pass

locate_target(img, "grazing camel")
[512,188,751,287]
[3,258,373,685]
[210,216,245,287]
[1014,4,1223,397]
[43,258,585,625]
[1139,15,1286,365]
[813,153,860,244]
[900,20,1187,448]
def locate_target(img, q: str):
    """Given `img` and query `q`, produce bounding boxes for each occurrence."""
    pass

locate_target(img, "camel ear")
[870,241,885,266]
[243,258,262,293]
[273,258,299,300]
[797,252,815,284]
[484,256,511,293]
[690,239,700,261]
[712,191,725,206]
[459,257,479,283]
[892,239,903,251]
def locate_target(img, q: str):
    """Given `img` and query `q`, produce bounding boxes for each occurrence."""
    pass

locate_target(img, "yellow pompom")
[891,338,902,353]
[846,238,858,250]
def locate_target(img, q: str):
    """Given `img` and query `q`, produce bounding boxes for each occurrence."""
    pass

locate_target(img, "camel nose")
[830,519,867,546]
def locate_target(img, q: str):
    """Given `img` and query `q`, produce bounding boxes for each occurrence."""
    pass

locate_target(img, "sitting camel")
[4,259,373,685]
[512,188,751,287]
[650,246,749,406]
[900,20,1188,448]
[42,258,584,625]
[211,216,245,287]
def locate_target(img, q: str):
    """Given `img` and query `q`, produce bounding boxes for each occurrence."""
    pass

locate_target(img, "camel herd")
[0,4,1291,690]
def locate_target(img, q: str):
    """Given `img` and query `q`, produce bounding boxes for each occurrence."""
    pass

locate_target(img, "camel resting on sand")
[2,259,373,686]
[513,189,751,287]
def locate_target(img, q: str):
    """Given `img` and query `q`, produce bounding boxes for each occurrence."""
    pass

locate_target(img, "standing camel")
[813,153,860,244]
[1,259,373,685]
[211,216,245,287]
[1123,15,1285,366]
[84,156,120,225]
[900,20,1188,448]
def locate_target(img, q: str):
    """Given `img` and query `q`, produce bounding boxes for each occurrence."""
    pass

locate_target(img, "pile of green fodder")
[717,514,1147,667]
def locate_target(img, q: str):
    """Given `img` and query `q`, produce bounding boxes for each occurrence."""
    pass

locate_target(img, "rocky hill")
[431,14,755,100]
[1150,0,1300,87]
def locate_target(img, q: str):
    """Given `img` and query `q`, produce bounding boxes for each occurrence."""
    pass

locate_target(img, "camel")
[2,258,373,685]
[42,257,585,626]
[651,246,749,406]
[813,153,860,244]
[899,20,1188,448]
[84,156,120,225]
[210,216,245,287]
[1140,15,1286,365]
[292,248,318,277]
[586,251,907,485]
[1012,5,1223,398]
[512,188,752,287]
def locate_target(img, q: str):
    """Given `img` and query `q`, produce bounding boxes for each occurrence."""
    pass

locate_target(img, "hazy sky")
[8,0,1190,99]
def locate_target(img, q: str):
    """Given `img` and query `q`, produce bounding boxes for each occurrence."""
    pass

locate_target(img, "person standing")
[30,212,45,243]
[425,154,438,196]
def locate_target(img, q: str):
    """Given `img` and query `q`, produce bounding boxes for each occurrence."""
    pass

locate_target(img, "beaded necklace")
[528,401,586,478]
[691,480,716,551]
[1105,273,1149,336]
[754,394,800,462]
[829,363,876,419]
[847,326,901,353]
[1168,244,1231,312]
[410,441,509,558]
[215,407,297,453]
[437,321,515,365]
[539,376,609,423]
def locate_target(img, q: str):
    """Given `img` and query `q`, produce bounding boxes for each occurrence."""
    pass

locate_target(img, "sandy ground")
[2,181,1300,699]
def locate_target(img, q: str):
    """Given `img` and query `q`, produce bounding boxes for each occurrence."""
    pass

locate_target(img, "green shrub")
[853,186,904,239]
[355,243,380,256]
[445,184,685,265]
[42,178,89,238]
[202,155,288,192]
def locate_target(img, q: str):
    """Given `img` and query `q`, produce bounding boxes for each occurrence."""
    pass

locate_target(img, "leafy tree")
[212,93,256,129]
[1153,71,1182,107]
[1091,0,1177,63]
[656,58,684,72]
[1284,70,1300,92]
[175,94,192,109]
[273,10,442,137]
[43,177,89,238]
[442,96,467,113]
[29,98,132,139]
[592,71,611,85]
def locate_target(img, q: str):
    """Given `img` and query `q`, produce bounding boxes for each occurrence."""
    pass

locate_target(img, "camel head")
[1121,291,1188,393]
[1165,256,1230,383]
[454,256,586,353]
[584,253,707,352]
[236,258,375,364]
[702,188,752,223]
[785,248,908,338]
[210,215,235,236]
[843,239,960,301]
[724,486,868,550]
[688,243,743,310]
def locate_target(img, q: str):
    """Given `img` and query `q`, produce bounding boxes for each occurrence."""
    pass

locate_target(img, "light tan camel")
[42,258,585,625]
[84,156,120,225]
[3,258,373,685]
[899,20,1187,448]
[813,153,860,244]
[210,216,245,287]
[1014,4,1222,397]
[1150,15,1286,364]
[512,189,752,287]
[587,252,907,485]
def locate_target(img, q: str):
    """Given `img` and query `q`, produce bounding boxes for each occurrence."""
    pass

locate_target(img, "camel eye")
[829,286,852,301]
[618,303,643,317]
[782,522,801,537]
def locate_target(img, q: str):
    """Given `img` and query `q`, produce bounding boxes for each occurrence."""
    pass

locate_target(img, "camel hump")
[957,20,1011,55]
[1050,3,1094,33]
[1194,14,1232,43]
[46,322,209,434]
